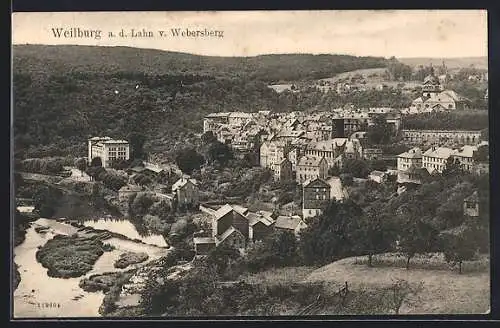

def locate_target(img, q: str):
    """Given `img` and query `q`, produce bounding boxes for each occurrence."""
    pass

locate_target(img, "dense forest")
[13,45,393,158]
[12,45,488,159]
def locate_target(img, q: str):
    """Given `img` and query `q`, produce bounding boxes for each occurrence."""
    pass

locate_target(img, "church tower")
[422,65,443,97]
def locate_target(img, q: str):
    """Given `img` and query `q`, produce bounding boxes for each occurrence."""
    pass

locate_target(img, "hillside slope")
[306,254,489,314]
[13,45,393,158]
[398,57,488,69]
[13,45,390,82]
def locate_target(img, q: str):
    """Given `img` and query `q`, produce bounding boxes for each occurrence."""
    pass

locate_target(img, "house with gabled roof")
[271,158,293,181]
[247,212,275,242]
[296,156,328,184]
[172,176,199,208]
[302,178,331,219]
[194,203,277,255]
[274,215,308,238]
[368,170,387,184]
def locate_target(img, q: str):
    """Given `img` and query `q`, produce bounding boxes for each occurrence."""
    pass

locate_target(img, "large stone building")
[410,70,470,111]
[87,136,130,168]
[402,129,482,146]
[422,146,456,174]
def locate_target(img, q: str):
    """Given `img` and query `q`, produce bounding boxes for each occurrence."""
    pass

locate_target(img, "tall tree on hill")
[206,141,233,166]
[442,226,478,274]
[90,157,102,168]
[175,148,205,175]
[74,158,87,176]
[357,207,397,267]
[127,132,147,160]
[298,200,364,265]
[398,215,440,270]
[366,114,392,145]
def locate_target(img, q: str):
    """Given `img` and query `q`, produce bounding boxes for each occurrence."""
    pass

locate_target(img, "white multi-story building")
[260,140,287,169]
[451,145,477,173]
[296,156,328,184]
[88,136,130,168]
[422,146,456,174]
[397,147,423,184]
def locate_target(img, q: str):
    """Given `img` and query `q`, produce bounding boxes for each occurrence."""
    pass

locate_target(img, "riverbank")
[13,218,172,318]
[35,234,109,278]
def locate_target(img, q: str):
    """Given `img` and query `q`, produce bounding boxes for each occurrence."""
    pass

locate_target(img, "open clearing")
[305,254,490,314]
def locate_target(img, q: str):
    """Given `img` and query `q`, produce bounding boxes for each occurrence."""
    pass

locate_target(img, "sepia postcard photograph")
[11,10,490,319]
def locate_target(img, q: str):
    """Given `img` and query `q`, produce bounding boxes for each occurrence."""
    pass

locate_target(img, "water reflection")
[81,218,167,248]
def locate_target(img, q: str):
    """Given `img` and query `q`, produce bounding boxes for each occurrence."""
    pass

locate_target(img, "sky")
[11,10,488,58]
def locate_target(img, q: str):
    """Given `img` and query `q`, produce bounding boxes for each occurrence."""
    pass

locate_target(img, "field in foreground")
[306,253,490,314]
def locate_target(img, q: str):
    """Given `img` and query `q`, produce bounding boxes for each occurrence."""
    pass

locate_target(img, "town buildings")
[87,136,130,168]
[451,145,478,173]
[463,191,480,218]
[270,158,293,181]
[422,146,456,174]
[402,129,482,146]
[301,177,348,220]
[274,215,308,238]
[410,69,470,112]
[194,203,307,255]
[296,156,328,184]
[397,147,423,184]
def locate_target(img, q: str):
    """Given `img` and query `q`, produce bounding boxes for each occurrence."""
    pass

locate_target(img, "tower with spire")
[422,63,443,97]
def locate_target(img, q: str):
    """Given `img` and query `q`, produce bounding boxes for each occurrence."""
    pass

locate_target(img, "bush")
[114,252,149,269]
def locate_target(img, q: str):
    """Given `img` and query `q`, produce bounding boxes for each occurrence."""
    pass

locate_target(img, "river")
[13,214,170,318]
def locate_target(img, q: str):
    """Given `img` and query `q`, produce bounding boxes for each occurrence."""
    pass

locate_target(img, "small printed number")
[36,302,61,308]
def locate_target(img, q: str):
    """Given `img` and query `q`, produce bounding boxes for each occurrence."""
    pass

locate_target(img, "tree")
[270,230,298,266]
[74,158,87,176]
[246,230,298,272]
[443,226,478,274]
[90,157,102,167]
[357,208,396,267]
[342,159,370,178]
[385,279,424,314]
[366,114,393,145]
[298,200,364,265]
[201,131,217,144]
[128,132,147,160]
[442,157,463,177]
[175,148,205,175]
[33,185,62,218]
[206,141,233,166]
[398,217,439,269]
[130,192,155,217]
[473,144,489,163]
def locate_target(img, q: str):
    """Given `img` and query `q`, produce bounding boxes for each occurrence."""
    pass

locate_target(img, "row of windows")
[399,158,422,163]
[423,163,444,170]
[108,146,128,152]
[423,157,446,163]
[298,167,320,172]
